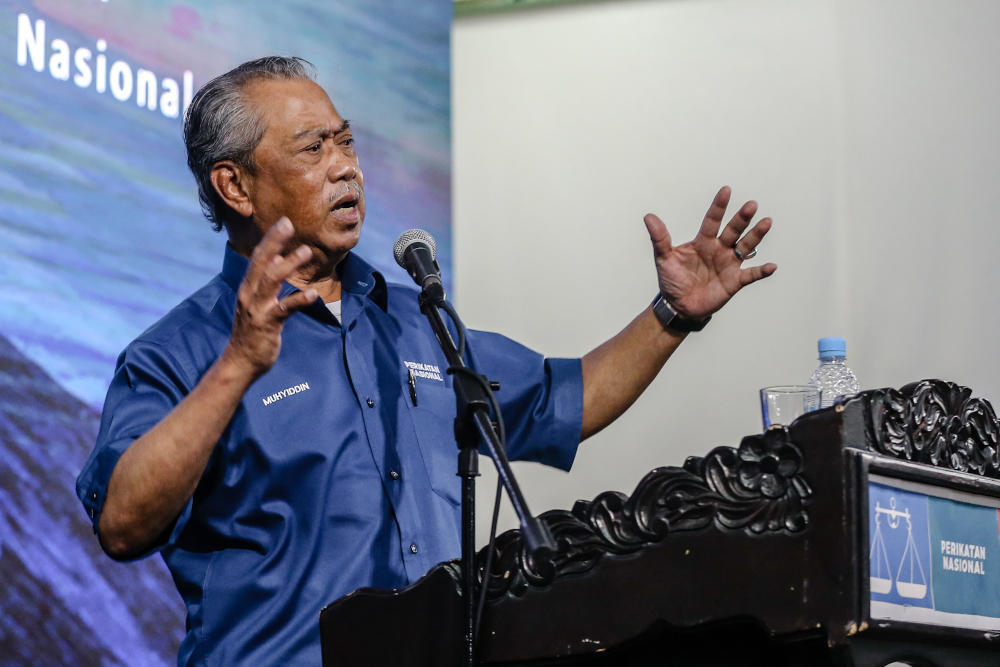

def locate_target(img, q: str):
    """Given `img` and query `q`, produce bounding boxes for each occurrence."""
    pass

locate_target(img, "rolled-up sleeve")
[466,330,583,471]
[75,341,193,557]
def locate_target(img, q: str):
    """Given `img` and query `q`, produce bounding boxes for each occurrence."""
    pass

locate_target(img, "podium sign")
[869,474,1000,631]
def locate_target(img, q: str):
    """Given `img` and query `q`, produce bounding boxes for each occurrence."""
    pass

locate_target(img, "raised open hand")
[227,217,318,377]
[644,186,777,321]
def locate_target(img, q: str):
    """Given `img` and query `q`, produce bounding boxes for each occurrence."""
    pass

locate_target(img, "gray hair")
[183,56,317,231]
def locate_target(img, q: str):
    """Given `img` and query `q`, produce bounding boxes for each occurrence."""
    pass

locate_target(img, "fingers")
[717,200,758,248]
[244,217,313,299]
[733,217,772,258]
[274,288,320,321]
[249,217,294,279]
[697,186,731,239]
[643,213,672,258]
[263,244,313,290]
[739,262,778,287]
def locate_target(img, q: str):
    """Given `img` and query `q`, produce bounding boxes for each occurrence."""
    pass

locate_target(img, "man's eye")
[308,143,321,152]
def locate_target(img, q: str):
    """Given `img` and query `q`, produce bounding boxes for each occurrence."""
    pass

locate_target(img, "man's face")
[244,77,364,260]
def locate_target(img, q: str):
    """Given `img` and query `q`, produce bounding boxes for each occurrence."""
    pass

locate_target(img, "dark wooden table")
[321,380,1000,667]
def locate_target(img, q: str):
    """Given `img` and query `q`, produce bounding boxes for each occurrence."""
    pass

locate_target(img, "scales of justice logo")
[870,496,929,600]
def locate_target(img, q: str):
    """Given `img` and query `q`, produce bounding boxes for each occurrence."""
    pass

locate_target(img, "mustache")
[328,181,364,203]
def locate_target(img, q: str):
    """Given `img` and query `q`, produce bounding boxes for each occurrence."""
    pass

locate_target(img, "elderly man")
[77,56,775,666]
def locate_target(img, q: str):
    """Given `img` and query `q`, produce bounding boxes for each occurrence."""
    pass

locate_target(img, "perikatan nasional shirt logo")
[403,361,443,381]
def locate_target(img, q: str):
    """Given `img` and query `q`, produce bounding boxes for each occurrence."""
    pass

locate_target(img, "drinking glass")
[760,385,822,429]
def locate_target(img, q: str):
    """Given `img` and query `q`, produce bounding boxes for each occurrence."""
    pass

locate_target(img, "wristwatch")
[651,292,711,333]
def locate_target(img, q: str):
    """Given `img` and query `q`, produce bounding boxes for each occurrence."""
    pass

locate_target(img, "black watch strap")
[651,293,711,333]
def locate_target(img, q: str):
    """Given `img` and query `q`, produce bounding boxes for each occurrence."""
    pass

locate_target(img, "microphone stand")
[417,290,557,667]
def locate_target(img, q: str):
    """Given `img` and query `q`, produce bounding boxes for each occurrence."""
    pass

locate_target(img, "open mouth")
[332,197,358,212]
[330,193,361,221]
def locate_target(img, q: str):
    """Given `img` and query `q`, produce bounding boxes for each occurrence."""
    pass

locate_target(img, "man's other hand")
[644,186,777,321]
[226,217,318,378]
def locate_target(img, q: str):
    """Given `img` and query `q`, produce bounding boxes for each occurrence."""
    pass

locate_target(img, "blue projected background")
[0,0,450,663]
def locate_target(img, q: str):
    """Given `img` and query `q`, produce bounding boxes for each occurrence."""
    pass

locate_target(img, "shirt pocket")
[405,376,461,507]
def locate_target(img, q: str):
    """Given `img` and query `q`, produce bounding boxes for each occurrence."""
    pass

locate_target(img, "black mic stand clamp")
[416,291,557,667]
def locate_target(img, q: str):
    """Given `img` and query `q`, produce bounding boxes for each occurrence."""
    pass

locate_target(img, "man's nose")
[327,152,358,182]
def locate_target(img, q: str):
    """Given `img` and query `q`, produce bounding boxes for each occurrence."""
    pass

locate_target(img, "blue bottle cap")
[818,337,846,360]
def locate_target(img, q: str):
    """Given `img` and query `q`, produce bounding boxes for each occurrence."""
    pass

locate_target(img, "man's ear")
[210,161,254,219]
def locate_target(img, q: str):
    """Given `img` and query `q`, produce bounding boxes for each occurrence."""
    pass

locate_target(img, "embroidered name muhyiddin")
[262,382,311,406]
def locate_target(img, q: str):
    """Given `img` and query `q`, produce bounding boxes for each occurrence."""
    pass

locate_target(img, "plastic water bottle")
[808,337,860,408]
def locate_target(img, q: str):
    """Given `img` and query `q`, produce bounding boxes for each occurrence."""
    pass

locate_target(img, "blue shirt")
[76,245,583,667]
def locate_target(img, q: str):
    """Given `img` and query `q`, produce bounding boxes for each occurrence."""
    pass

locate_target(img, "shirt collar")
[220,243,387,312]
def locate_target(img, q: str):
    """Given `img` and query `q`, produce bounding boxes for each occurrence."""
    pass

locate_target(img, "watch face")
[653,294,677,327]
[653,293,710,332]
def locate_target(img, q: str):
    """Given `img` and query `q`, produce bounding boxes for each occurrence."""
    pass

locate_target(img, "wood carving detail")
[474,427,812,599]
[862,379,1000,477]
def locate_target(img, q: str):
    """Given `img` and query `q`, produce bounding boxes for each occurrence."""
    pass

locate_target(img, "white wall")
[452,0,1000,544]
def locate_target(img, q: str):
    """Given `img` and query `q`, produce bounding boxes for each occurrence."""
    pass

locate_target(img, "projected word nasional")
[16,13,194,120]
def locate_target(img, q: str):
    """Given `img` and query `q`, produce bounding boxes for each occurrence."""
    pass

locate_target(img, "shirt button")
[410,543,418,554]
[366,397,374,408]
[390,470,400,481]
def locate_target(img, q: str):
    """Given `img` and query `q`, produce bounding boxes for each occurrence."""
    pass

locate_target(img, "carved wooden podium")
[320,381,1000,666]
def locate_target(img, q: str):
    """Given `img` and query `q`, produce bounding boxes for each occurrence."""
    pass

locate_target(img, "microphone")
[394,229,445,304]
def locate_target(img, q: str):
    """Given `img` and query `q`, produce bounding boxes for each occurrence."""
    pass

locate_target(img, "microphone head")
[393,229,437,267]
